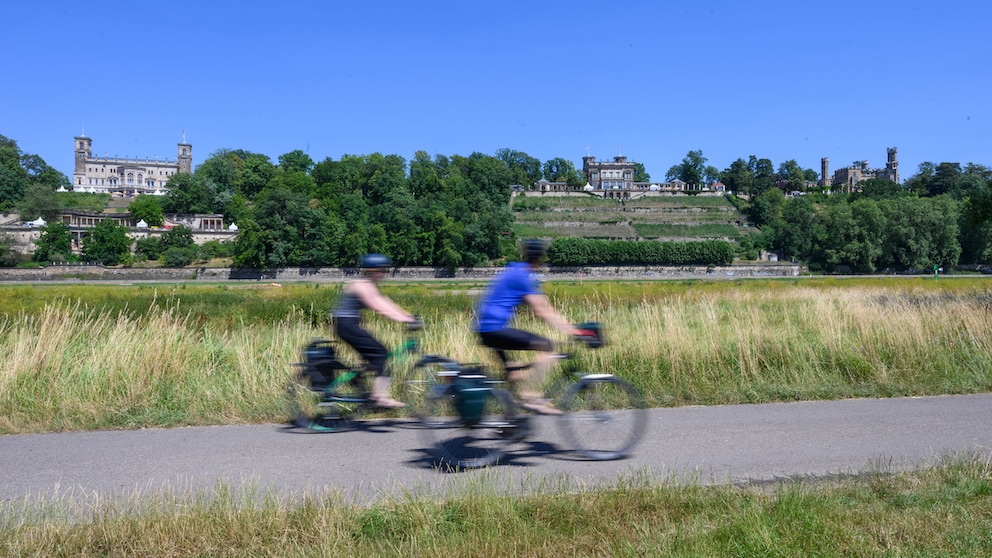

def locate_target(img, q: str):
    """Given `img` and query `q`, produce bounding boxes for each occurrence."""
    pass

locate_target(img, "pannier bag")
[452,367,489,426]
[302,339,339,389]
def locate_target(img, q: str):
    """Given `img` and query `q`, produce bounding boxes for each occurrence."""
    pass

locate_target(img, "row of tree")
[3,131,990,272]
[738,163,992,272]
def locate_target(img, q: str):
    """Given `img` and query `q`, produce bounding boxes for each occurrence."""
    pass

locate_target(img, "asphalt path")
[3,394,991,512]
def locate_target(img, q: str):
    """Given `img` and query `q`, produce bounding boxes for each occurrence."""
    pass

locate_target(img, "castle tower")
[886,147,899,184]
[177,136,192,174]
[820,157,829,188]
[72,133,93,188]
[74,134,92,174]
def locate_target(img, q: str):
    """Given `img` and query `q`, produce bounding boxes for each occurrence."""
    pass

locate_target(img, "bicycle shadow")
[403,437,598,473]
[278,417,416,435]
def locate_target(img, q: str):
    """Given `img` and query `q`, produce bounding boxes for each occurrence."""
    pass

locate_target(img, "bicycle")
[286,325,444,432]
[415,322,648,469]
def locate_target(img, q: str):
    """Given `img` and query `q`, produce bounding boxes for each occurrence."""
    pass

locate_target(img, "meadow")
[3,277,992,555]
[2,277,992,434]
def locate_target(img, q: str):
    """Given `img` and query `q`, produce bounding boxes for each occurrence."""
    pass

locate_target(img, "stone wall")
[0,263,806,282]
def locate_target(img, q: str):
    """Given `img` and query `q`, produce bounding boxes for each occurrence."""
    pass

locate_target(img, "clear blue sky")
[4,1,989,184]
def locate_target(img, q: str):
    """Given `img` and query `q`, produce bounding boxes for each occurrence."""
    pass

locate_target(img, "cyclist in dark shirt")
[474,239,584,414]
[332,254,419,408]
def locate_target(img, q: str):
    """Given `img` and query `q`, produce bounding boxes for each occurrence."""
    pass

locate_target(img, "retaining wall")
[0,263,806,282]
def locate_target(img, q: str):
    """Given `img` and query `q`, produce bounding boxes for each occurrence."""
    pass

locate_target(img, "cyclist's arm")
[350,280,415,323]
[524,293,582,337]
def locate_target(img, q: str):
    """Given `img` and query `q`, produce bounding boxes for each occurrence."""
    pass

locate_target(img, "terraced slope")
[511,193,750,241]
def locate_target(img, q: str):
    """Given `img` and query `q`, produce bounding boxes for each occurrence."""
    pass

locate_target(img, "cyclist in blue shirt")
[474,239,584,414]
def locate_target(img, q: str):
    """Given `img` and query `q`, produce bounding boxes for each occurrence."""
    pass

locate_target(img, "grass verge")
[2,453,990,557]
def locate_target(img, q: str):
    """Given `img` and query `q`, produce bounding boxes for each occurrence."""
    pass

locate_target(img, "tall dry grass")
[2,281,991,433]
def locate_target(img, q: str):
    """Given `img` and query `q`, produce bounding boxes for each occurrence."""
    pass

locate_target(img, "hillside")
[511,192,752,242]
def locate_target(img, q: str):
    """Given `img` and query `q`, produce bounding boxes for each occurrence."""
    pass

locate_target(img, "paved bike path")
[3,394,991,510]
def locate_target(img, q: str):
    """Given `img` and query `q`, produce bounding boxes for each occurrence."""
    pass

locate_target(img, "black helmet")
[522,238,546,264]
[359,253,392,269]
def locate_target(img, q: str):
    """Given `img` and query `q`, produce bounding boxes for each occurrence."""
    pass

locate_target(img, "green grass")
[633,223,742,239]
[511,193,748,241]
[2,278,992,433]
[2,454,990,556]
[55,192,112,212]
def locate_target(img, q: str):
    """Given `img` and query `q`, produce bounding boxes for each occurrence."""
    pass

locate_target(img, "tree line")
[2,132,990,272]
[735,165,992,273]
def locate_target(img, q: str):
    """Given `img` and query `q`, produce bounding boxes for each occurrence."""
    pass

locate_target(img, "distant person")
[332,254,419,408]
[473,239,586,414]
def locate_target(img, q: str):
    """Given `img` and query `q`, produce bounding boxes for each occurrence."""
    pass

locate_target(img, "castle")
[72,132,192,196]
[820,147,899,191]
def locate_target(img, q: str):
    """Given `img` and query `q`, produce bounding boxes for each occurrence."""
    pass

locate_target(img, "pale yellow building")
[72,133,192,196]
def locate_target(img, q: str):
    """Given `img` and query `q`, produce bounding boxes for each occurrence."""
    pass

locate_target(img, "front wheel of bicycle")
[399,355,460,422]
[557,374,647,460]
[419,385,519,470]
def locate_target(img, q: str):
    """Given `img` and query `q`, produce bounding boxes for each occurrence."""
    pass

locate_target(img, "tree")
[162,173,211,214]
[747,187,785,228]
[720,158,754,195]
[0,233,20,267]
[82,219,132,265]
[162,246,198,267]
[665,150,707,187]
[777,160,807,192]
[32,221,73,263]
[495,148,543,187]
[749,156,776,194]
[776,196,819,262]
[16,183,59,221]
[0,140,28,211]
[195,148,276,201]
[134,236,164,261]
[633,162,651,183]
[21,154,70,190]
[160,225,194,250]
[128,195,165,227]
[855,178,903,200]
[542,158,583,187]
[278,150,314,174]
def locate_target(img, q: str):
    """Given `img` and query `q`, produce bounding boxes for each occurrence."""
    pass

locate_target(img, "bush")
[547,238,734,266]
[134,237,164,260]
[162,246,198,268]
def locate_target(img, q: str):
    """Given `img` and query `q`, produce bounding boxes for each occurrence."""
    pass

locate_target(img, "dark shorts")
[478,328,553,352]
[334,317,388,376]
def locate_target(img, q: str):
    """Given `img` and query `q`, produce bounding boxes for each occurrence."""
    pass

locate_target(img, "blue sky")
[4,1,989,184]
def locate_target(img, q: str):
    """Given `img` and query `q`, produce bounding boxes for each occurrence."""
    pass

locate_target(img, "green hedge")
[547,237,734,266]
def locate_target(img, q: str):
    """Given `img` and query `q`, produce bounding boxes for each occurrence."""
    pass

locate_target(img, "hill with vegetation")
[511,192,752,242]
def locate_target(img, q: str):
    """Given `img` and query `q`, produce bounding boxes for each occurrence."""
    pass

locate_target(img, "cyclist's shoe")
[520,398,563,415]
[369,396,406,409]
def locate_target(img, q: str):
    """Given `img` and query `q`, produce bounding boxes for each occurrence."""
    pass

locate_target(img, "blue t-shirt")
[475,262,541,333]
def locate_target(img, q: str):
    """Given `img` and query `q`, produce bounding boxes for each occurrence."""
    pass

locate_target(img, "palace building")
[72,133,192,196]
[820,147,899,191]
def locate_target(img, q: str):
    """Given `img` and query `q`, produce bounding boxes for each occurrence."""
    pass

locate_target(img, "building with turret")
[72,133,192,196]
[820,147,899,191]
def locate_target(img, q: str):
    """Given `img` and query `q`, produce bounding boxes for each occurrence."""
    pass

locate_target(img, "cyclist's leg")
[479,329,559,414]
[336,318,403,408]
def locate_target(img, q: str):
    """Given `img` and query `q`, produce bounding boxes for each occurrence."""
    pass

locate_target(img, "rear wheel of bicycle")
[419,386,519,470]
[286,369,365,432]
[557,375,647,460]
